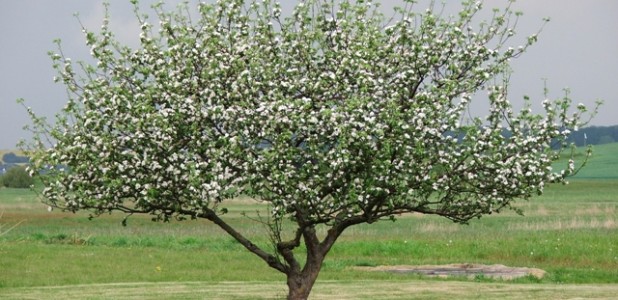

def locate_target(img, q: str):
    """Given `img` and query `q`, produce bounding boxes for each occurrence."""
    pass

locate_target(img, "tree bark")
[284,224,348,299]
[285,255,323,300]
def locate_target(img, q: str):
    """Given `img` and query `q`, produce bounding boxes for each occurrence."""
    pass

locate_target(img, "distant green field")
[553,143,618,179]
[576,142,618,178]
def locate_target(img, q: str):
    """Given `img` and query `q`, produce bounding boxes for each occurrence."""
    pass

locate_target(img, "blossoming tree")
[21,0,597,298]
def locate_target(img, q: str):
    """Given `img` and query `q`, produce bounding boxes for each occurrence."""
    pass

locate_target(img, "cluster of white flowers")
[23,0,592,225]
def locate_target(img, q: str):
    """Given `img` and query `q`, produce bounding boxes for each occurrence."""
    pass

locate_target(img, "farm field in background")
[1,143,617,299]
[557,142,618,179]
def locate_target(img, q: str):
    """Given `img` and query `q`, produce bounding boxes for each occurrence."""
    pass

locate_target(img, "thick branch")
[182,208,287,273]
[277,227,304,273]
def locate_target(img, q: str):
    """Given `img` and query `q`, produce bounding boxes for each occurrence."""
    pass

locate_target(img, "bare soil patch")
[354,263,546,280]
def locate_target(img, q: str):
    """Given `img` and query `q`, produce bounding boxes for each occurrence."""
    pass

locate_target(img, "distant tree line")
[2,152,30,164]
[1,153,32,189]
[564,125,618,146]
[490,125,616,148]
[1,152,30,170]
[444,125,617,149]
[0,166,33,188]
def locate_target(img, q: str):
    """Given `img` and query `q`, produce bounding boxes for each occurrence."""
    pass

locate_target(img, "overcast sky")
[1,0,616,150]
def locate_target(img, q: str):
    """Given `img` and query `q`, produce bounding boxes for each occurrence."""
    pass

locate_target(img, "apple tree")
[21,0,597,299]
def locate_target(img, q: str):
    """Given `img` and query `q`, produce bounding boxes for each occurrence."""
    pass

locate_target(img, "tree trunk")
[286,265,321,300]
[282,221,348,299]
[285,237,324,300]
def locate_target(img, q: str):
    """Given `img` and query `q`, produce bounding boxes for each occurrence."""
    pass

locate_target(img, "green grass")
[1,145,618,298]
[557,142,618,178]
[1,180,617,290]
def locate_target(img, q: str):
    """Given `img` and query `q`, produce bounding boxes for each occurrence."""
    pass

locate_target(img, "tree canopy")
[21,0,597,298]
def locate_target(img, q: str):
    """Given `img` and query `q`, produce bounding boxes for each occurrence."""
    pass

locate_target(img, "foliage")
[20,0,598,298]
[2,152,30,164]
[1,166,34,189]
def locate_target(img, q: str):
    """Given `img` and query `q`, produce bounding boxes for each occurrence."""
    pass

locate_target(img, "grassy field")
[559,142,618,179]
[1,144,617,299]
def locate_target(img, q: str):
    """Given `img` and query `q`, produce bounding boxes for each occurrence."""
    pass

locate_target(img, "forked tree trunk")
[283,221,350,299]
[284,225,331,300]
[286,272,318,300]
[285,255,323,300]
[200,206,348,299]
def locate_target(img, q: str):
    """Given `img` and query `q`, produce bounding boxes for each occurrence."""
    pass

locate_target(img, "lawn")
[1,144,617,298]
[1,179,617,298]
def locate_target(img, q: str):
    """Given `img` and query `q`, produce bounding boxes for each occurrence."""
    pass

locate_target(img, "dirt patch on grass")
[354,263,546,280]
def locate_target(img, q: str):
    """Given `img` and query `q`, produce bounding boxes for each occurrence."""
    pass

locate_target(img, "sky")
[1,0,617,150]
